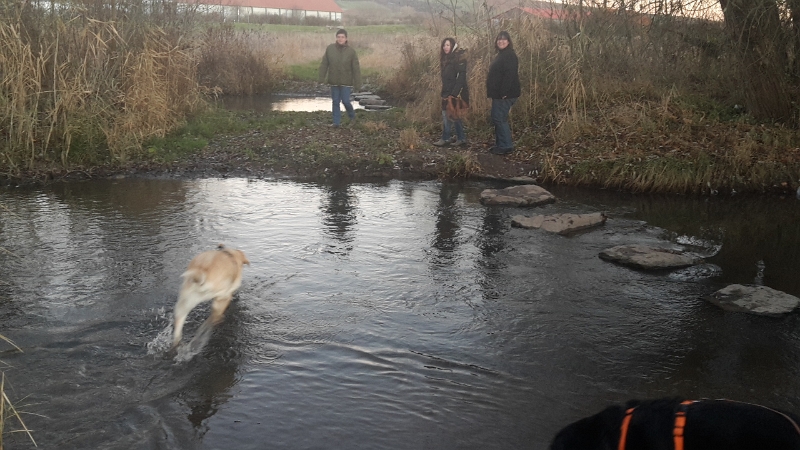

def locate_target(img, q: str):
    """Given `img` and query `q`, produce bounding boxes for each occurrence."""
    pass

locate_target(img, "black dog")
[550,398,800,450]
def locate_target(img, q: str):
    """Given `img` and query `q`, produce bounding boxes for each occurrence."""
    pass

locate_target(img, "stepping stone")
[364,105,392,110]
[506,176,537,184]
[705,284,800,315]
[599,244,703,270]
[479,184,556,206]
[353,94,381,101]
[511,212,607,235]
[358,98,387,106]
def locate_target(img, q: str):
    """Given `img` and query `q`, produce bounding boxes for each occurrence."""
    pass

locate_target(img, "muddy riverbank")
[3,82,800,196]
[0,107,537,187]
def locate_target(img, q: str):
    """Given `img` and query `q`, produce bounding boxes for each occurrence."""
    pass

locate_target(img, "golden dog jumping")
[172,245,249,348]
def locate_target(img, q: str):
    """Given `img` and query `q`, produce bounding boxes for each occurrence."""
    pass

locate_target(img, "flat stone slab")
[479,185,556,206]
[511,212,607,235]
[705,284,800,315]
[358,98,387,106]
[364,105,392,110]
[599,244,703,270]
[506,176,537,184]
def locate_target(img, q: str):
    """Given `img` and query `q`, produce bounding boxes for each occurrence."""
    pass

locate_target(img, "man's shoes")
[433,139,450,147]
[490,146,513,155]
[330,123,340,128]
[453,140,467,147]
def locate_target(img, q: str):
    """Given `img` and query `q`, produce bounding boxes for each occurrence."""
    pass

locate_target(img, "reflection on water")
[2,179,800,449]
[320,179,358,256]
[220,95,365,112]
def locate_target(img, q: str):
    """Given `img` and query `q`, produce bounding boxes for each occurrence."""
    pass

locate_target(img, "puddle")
[219,94,366,112]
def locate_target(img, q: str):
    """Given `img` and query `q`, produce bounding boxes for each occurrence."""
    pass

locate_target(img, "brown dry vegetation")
[2,0,800,195]
[382,1,800,194]
[0,334,35,448]
[0,2,208,169]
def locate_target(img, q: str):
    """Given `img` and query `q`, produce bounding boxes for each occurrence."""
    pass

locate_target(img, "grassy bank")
[135,103,800,195]
[3,2,800,195]
[139,106,482,181]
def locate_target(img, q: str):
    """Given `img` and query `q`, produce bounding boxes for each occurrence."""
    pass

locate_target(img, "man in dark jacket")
[319,29,362,128]
[485,30,521,155]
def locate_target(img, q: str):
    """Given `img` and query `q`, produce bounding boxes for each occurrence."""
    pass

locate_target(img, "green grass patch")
[184,109,249,137]
[145,135,208,163]
[142,108,320,162]
[347,24,422,34]
[375,152,394,166]
[337,1,392,13]
[238,23,422,34]
[287,51,381,81]
[289,61,321,81]
[143,108,248,162]
[234,23,332,33]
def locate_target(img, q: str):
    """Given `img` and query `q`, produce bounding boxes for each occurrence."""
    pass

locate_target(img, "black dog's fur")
[550,398,800,450]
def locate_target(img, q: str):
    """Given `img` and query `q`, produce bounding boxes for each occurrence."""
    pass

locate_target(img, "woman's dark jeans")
[491,97,517,150]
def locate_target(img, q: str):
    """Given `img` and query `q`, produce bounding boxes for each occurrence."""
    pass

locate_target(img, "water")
[220,95,366,112]
[2,178,800,449]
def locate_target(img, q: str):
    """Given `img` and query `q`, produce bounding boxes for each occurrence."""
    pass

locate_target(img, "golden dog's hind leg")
[172,290,199,348]
[210,295,233,325]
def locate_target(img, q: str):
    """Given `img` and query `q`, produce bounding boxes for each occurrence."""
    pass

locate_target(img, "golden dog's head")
[217,244,250,267]
[229,249,250,267]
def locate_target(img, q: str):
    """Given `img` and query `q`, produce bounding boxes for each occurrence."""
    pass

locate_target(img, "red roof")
[490,1,589,21]
[186,0,342,12]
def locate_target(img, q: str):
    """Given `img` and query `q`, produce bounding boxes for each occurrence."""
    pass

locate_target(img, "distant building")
[486,0,570,21]
[490,1,654,26]
[180,0,343,22]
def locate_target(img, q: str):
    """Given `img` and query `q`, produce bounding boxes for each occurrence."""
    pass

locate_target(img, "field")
[233,23,428,81]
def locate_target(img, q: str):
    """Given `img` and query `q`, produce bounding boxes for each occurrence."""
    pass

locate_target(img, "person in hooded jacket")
[319,29,362,128]
[433,37,469,147]
[485,30,521,155]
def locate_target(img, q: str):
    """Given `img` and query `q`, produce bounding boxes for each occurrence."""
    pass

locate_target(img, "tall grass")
[382,1,800,193]
[0,334,35,448]
[196,26,281,95]
[386,4,736,124]
[0,5,283,174]
[0,8,205,169]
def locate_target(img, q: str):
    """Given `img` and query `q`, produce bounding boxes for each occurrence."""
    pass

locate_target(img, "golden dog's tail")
[181,268,206,286]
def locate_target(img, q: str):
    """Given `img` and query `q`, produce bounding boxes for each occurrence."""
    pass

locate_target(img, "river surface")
[2,178,800,449]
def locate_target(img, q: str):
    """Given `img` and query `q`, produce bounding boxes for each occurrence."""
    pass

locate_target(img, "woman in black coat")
[433,37,469,147]
[485,31,521,155]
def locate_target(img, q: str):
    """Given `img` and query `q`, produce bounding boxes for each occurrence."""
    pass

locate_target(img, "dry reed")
[0,334,35,448]
[398,127,421,149]
[0,9,217,171]
[260,28,422,76]
[380,2,798,193]
[196,26,280,95]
